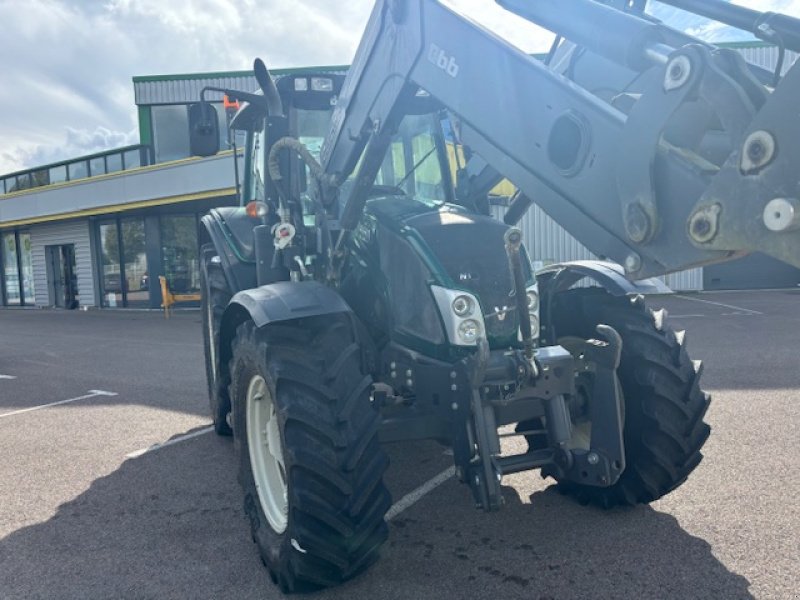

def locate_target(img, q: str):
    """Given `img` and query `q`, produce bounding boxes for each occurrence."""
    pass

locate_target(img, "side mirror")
[188,102,220,157]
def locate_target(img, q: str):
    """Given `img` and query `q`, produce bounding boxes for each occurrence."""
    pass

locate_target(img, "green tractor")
[194,64,706,592]
[191,0,800,591]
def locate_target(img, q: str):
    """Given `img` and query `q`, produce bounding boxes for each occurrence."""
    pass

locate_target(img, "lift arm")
[319,0,800,278]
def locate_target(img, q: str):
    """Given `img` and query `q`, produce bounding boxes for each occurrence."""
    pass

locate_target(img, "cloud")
[1,0,799,175]
[0,0,375,174]
[649,0,800,42]
[0,126,138,176]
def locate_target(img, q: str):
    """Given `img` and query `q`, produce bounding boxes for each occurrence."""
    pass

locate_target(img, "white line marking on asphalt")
[385,466,455,521]
[674,294,763,315]
[0,375,17,380]
[126,426,214,459]
[667,314,705,319]
[0,389,117,419]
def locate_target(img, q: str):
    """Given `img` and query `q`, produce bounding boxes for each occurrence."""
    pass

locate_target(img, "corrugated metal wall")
[491,204,704,290]
[737,45,798,76]
[30,221,95,307]
[135,76,258,105]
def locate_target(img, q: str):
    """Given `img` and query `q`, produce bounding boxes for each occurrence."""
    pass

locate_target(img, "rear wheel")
[544,288,711,508]
[201,244,233,435]
[229,316,391,593]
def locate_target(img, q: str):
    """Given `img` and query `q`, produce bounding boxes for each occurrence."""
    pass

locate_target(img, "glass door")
[99,221,123,307]
[19,233,35,304]
[97,218,148,308]
[2,233,21,305]
[121,218,148,307]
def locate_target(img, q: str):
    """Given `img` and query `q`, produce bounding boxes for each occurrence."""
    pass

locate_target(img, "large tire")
[546,288,711,508]
[229,316,391,593]
[201,244,233,436]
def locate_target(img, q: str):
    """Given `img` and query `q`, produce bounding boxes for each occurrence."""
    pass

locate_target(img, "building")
[0,66,342,310]
[1,43,798,310]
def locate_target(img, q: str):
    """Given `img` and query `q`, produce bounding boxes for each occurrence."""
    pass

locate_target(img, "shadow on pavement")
[0,435,754,600]
[330,482,755,600]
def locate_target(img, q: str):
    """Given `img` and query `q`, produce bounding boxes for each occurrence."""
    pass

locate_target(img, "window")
[152,105,191,163]
[387,114,447,205]
[2,233,20,305]
[346,113,449,208]
[251,129,267,203]
[160,215,199,295]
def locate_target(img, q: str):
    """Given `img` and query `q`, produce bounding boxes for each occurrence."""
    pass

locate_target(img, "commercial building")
[1,43,798,310]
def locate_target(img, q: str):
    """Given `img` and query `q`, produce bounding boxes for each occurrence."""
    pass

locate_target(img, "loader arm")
[319,0,800,278]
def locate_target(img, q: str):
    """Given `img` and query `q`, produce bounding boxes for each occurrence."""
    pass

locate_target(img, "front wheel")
[229,316,391,593]
[547,288,711,508]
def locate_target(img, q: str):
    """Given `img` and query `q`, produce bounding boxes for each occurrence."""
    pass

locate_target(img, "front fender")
[218,281,353,377]
[536,260,671,297]
[536,260,671,346]
[225,281,352,329]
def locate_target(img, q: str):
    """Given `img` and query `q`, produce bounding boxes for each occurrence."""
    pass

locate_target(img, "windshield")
[375,113,449,207]
[296,107,450,209]
[296,108,331,163]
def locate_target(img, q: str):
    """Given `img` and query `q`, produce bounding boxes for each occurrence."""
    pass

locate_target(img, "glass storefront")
[2,232,20,305]
[160,215,199,295]
[96,213,200,308]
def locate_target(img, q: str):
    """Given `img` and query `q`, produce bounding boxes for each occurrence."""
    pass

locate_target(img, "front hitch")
[558,324,626,488]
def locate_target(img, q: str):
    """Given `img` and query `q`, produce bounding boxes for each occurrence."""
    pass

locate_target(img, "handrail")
[0,144,154,195]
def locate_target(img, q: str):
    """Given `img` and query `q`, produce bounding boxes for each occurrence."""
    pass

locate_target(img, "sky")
[1,0,799,176]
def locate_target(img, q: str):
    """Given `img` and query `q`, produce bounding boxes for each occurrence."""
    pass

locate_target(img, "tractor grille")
[411,211,522,347]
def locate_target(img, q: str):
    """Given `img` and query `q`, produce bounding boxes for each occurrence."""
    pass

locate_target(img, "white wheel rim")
[205,290,217,385]
[246,374,288,533]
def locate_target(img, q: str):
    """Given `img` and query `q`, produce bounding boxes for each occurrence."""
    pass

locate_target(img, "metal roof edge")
[132,64,350,84]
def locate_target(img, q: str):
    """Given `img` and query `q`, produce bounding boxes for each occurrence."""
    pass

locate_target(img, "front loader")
[190,0,800,592]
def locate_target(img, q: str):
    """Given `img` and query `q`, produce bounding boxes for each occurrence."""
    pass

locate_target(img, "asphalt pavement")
[0,290,798,599]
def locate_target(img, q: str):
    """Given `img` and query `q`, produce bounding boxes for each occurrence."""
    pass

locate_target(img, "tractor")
[190,0,800,591]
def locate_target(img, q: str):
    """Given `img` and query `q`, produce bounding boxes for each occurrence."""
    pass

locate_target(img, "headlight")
[457,319,481,344]
[526,290,539,311]
[519,283,540,342]
[311,77,334,92]
[430,286,485,347]
[452,295,473,317]
[529,314,540,338]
